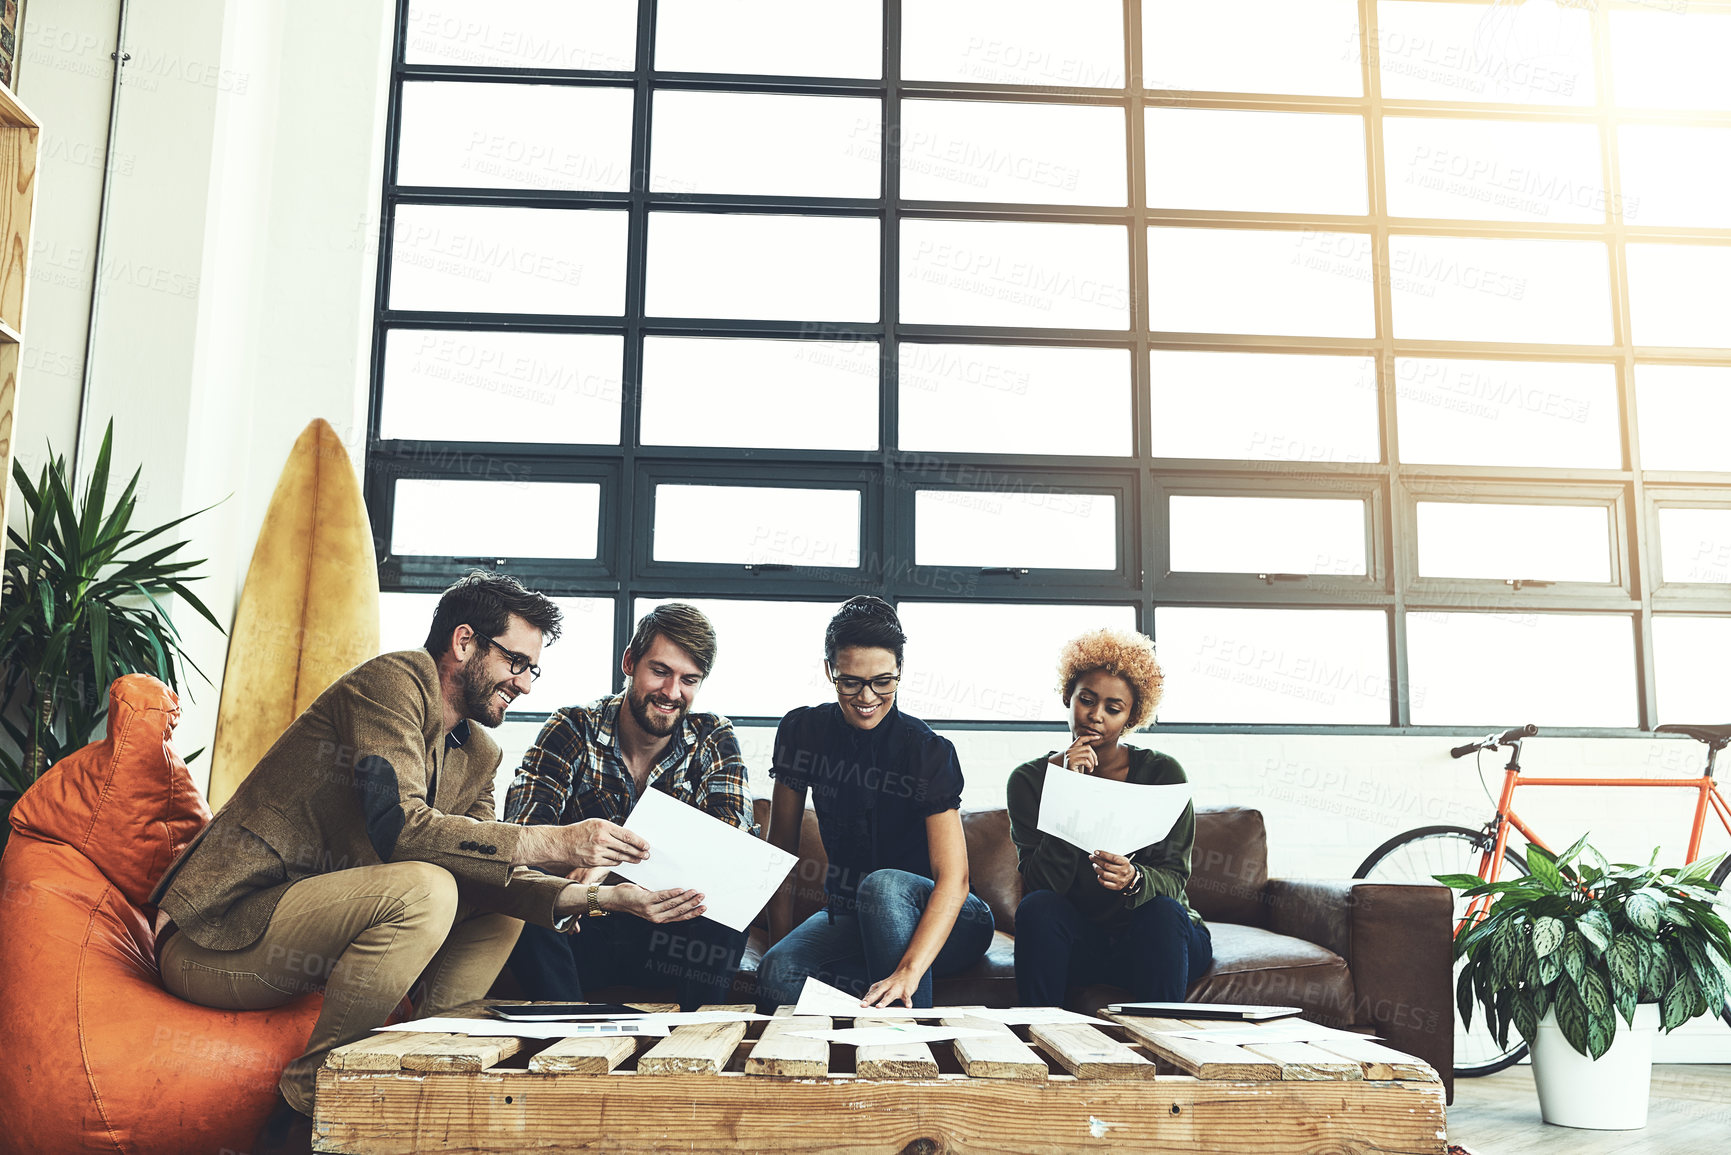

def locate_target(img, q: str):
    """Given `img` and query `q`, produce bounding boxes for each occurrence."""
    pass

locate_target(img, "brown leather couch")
[585,800,1456,1100]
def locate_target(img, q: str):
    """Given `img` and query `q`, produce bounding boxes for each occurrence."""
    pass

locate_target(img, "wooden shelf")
[0,83,39,131]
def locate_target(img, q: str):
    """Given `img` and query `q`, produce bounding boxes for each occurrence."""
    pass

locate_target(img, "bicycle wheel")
[1355,825,1531,1078]
[1713,856,1731,1032]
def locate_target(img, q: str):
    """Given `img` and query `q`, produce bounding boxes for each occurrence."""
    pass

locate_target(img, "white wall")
[13,0,1728,1065]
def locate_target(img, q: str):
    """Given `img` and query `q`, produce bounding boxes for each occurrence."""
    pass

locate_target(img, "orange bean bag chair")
[0,674,321,1155]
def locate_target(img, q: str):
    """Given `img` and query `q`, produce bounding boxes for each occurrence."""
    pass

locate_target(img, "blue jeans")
[1014,890,1213,1006]
[756,869,996,1010]
[508,912,747,1012]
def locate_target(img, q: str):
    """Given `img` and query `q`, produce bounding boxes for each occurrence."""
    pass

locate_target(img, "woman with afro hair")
[1007,627,1211,1006]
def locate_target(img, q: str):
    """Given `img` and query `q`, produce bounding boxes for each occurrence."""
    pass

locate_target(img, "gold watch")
[586,883,608,918]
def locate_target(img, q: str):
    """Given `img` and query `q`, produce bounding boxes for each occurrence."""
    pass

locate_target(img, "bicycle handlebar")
[1450,724,1539,759]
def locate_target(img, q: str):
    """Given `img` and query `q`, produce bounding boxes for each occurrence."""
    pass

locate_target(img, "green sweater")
[1005,747,1202,928]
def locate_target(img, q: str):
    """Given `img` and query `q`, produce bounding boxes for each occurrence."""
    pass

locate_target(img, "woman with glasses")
[1008,627,1211,1007]
[757,596,994,1009]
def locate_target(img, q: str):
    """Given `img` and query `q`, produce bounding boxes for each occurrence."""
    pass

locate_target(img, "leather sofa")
[589,797,1456,1100]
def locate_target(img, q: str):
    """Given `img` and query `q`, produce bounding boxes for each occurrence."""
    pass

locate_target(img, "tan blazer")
[151,649,569,951]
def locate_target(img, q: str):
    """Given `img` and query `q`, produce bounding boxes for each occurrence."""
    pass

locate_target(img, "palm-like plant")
[0,422,223,804]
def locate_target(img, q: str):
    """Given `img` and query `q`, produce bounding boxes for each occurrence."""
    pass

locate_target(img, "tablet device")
[490,1003,646,1021]
[1105,1002,1302,1022]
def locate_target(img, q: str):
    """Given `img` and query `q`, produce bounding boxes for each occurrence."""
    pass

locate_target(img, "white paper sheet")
[789,976,932,1019]
[960,1007,1113,1027]
[612,787,798,932]
[788,1025,997,1046]
[1035,761,1192,856]
[375,1018,671,1039]
[1153,1022,1382,1046]
[639,1011,772,1026]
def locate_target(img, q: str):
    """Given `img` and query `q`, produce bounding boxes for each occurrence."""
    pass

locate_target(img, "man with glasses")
[151,572,643,1153]
[503,602,752,1010]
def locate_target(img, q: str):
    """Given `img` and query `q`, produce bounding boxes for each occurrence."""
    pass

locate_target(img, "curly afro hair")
[1057,627,1164,731]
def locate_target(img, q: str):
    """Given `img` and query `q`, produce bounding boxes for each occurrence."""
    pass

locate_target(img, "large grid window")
[368,0,1731,732]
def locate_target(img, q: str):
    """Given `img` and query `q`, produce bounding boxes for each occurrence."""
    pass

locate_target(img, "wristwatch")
[587,882,608,918]
[1124,870,1145,899]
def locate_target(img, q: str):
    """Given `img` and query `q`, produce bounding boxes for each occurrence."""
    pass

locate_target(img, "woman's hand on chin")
[1062,734,1099,774]
[1089,849,1136,891]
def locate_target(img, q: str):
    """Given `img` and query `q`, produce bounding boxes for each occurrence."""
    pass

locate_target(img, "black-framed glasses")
[477,635,541,681]
[828,669,901,697]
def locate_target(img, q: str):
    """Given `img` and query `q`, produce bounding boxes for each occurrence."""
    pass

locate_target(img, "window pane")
[392,480,600,559]
[653,485,860,567]
[1388,235,1611,345]
[1169,497,1366,576]
[1147,109,1366,215]
[404,0,637,70]
[900,220,1130,329]
[398,83,633,192]
[903,0,1124,87]
[389,205,628,315]
[1149,351,1380,463]
[641,338,878,451]
[914,489,1117,570]
[1381,118,1603,225]
[380,330,623,444]
[1653,617,1731,724]
[1375,1,1595,106]
[655,0,881,78]
[646,214,880,322]
[1407,613,1636,727]
[1610,10,1731,111]
[1415,502,1611,583]
[1617,126,1731,229]
[901,100,1126,206]
[1153,608,1390,724]
[1150,228,1374,338]
[898,602,1139,723]
[1394,359,1620,468]
[1144,0,1362,97]
[651,92,880,198]
[381,592,616,714]
[899,344,1132,457]
[1658,508,1731,585]
[1635,365,1731,472]
[1626,246,1731,349]
[634,598,848,717]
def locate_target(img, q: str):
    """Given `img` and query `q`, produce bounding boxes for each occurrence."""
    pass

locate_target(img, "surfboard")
[205,419,379,807]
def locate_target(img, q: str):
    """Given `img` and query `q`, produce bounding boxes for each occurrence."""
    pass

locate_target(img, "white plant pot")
[1528,1001,1661,1130]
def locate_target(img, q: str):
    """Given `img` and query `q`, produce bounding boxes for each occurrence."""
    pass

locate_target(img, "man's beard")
[460,653,512,728]
[625,680,687,737]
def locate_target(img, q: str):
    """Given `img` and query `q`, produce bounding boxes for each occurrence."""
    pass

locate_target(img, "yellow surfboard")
[206,419,380,807]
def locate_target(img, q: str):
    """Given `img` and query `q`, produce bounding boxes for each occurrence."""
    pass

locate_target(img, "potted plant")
[0,423,221,840]
[1439,835,1731,1130]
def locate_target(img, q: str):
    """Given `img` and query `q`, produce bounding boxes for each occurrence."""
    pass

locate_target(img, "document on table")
[788,1025,997,1046]
[1035,761,1191,856]
[376,1018,671,1039]
[790,976,930,1019]
[962,1006,1113,1027]
[1151,1022,1383,1046]
[613,787,797,933]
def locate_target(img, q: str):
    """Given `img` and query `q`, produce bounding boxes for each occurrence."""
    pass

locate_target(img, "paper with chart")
[376,1018,671,1039]
[791,976,939,1019]
[1036,761,1192,856]
[614,787,797,932]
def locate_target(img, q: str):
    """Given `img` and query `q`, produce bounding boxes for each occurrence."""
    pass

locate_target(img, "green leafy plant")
[1440,836,1731,1059]
[0,421,223,806]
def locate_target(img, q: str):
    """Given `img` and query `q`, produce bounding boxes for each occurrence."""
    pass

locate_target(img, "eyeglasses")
[477,635,541,681]
[828,669,901,697]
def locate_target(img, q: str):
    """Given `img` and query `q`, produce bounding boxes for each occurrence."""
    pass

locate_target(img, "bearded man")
[151,571,653,1150]
[502,601,750,1010]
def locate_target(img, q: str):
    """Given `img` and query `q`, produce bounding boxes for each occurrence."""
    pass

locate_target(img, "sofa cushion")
[1187,807,1269,928]
[962,809,1021,935]
[10,674,211,908]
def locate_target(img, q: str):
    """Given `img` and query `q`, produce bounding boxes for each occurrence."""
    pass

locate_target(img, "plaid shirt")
[503,695,751,832]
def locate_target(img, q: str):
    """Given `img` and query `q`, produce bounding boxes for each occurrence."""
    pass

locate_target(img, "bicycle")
[1353,722,1731,1078]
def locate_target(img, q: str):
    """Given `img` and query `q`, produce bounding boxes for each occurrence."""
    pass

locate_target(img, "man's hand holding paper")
[613,787,797,933]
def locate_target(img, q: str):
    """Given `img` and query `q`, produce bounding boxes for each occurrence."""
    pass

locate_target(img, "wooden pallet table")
[314,1002,1446,1154]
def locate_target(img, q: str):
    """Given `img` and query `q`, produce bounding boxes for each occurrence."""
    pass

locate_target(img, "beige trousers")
[159,861,522,1116]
